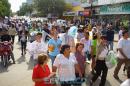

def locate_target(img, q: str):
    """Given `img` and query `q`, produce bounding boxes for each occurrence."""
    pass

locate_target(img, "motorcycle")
[0,41,14,67]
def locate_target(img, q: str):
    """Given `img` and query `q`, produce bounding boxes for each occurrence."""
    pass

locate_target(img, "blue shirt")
[48,38,62,56]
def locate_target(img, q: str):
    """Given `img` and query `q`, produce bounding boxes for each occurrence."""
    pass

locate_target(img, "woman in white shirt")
[90,35,108,86]
[53,44,82,86]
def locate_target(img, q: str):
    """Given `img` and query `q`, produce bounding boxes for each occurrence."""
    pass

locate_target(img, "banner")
[98,0,130,5]
[100,3,130,14]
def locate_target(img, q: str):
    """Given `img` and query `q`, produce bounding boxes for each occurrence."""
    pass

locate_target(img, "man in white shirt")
[120,66,130,86]
[114,30,130,79]
[60,27,75,52]
[27,33,47,65]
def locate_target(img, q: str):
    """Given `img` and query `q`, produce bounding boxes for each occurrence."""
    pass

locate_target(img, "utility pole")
[90,0,93,25]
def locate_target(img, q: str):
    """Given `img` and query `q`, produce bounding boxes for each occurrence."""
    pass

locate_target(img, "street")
[0,34,127,86]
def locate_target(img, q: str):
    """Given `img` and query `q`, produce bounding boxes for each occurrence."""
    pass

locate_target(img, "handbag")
[105,50,117,69]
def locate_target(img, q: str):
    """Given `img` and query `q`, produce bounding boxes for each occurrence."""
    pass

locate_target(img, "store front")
[99,2,130,30]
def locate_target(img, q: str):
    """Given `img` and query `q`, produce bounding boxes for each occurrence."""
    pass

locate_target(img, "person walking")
[60,27,75,52]
[28,33,47,65]
[48,32,62,65]
[32,53,54,86]
[75,43,86,84]
[20,26,28,55]
[53,45,82,86]
[106,24,114,50]
[114,30,130,79]
[8,24,17,44]
[90,35,109,86]
[80,31,93,61]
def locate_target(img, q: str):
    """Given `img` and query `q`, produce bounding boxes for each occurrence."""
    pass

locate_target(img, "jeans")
[48,55,56,65]
[107,41,113,50]
[33,59,38,66]
[60,81,80,86]
[85,51,91,61]
[21,41,27,54]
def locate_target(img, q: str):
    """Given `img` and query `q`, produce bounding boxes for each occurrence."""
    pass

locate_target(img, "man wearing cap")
[114,30,130,79]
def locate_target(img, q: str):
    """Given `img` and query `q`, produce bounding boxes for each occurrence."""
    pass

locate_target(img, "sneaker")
[113,75,119,80]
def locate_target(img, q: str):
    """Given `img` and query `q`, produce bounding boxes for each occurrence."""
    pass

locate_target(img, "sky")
[9,0,26,12]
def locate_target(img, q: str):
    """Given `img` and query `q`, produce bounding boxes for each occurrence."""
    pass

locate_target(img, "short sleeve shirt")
[32,64,52,86]
[48,38,62,56]
[80,38,92,53]
[53,53,77,81]
[29,41,47,59]
[117,38,130,59]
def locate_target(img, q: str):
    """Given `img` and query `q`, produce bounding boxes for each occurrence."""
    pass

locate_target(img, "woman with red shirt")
[32,54,55,86]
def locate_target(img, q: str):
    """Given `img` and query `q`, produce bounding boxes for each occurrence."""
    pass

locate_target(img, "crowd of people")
[0,16,130,86]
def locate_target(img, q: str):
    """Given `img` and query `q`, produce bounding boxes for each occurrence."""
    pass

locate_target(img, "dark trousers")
[75,73,85,86]
[11,35,15,44]
[18,35,21,42]
[21,41,27,54]
[92,60,108,86]
[85,51,91,61]
[60,82,71,86]
[114,58,130,76]
[60,81,78,86]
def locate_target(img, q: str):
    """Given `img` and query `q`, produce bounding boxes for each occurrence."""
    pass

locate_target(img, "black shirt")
[106,29,114,41]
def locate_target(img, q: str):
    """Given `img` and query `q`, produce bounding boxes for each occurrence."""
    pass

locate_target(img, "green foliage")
[0,0,11,17]
[17,3,33,16]
[34,0,66,17]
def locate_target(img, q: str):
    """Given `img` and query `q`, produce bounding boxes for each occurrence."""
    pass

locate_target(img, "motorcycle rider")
[1,30,15,64]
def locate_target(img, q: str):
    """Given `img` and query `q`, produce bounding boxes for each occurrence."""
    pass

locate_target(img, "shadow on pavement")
[0,62,13,73]
[17,55,26,64]
[27,57,34,70]
[92,78,112,86]
[0,66,8,73]
[85,73,112,86]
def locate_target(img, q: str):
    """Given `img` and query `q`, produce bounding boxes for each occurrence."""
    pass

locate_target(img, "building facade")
[81,0,130,28]
[63,0,84,23]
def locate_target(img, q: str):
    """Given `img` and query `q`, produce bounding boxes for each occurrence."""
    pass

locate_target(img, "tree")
[0,0,11,17]
[34,0,66,17]
[17,3,33,16]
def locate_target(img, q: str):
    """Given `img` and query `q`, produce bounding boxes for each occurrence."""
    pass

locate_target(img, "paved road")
[0,34,127,86]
